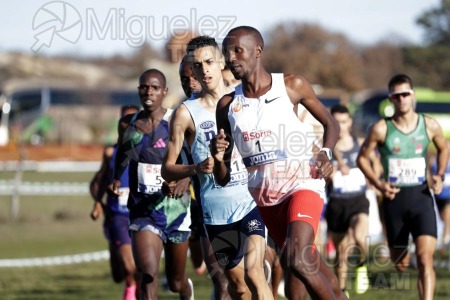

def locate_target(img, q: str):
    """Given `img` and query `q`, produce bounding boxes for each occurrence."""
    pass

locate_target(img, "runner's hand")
[338,162,350,175]
[196,157,215,174]
[90,201,103,221]
[210,129,229,163]
[107,179,122,197]
[431,175,443,195]
[171,178,191,198]
[315,151,334,180]
[380,182,400,200]
[161,181,176,196]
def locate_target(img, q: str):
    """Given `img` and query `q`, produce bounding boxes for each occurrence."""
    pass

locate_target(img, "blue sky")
[0,0,441,57]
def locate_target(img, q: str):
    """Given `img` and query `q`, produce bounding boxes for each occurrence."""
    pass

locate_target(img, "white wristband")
[319,147,332,160]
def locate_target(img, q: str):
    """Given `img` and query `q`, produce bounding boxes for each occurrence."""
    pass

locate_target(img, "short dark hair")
[120,104,140,116]
[227,26,264,49]
[181,54,189,63]
[388,74,413,92]
[186,36,218,55]
[139,69,166,87]
[330,104,350,115]
[179,54,190,70]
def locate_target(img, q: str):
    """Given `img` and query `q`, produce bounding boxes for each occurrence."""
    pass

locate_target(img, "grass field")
[1,171,450,299]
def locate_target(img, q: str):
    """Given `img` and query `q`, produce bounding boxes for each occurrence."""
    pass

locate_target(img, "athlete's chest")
[230,94,295,132]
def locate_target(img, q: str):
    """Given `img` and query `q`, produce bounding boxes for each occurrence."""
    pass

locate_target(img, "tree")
[361,42,405,90]
[416,0,450,45]
[263,22,365,91]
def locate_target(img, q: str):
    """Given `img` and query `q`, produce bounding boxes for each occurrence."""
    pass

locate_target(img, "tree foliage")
[262,18,450,91]
[263,23,405,91]
[416,0,450,46]
[4,3,450,94]
[264,23,365,91]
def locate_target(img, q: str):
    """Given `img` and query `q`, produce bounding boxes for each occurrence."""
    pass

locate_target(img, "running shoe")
[264,259,272,283]
[326,240,336,261]
[188,278,194,300]
[123,284,137,300]
[342,289,350,299]
[354,264,369,294]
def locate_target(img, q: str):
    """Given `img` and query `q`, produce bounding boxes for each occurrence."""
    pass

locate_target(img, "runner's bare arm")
[285,74,339,180]
[161,104,197,182]
[90,145,114,201]
[212,94,234,186]
[425,115,449,194]
[109,114,134,195]
[285,74,340,151]
[357,120,388,191]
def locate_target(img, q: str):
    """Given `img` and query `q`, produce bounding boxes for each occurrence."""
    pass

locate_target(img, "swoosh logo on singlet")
[297,213,312,219]
[264,96,280,104]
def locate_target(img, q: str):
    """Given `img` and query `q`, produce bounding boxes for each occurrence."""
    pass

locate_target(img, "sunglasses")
[389,90,413,100]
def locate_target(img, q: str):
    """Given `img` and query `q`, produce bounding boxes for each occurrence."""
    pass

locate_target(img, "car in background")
[0,79,140,146]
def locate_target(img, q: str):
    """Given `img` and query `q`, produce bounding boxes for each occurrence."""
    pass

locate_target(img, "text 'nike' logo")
[264,96,280,104]
[297,213,312,219]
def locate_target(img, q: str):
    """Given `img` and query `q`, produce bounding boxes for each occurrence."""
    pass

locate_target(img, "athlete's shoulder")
[172,102,193,121]
[217,91,236,110]
[369,118,388,140]
[283,73,310,90]
[423,113,440,128]
[423,113,443,136]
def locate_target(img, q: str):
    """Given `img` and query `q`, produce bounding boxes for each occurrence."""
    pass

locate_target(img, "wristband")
[319,147,333,160]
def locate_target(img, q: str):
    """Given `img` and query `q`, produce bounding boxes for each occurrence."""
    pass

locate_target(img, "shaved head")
[226,26,264,49]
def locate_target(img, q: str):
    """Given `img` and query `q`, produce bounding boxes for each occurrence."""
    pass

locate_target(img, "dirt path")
[0,144,104,161]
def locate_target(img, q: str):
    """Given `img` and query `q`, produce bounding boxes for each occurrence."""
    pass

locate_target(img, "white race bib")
[137,163,163,194]
[214,149,248,188]
[388,157,426,185]
[332,168,366,193]
[117,187,130,206]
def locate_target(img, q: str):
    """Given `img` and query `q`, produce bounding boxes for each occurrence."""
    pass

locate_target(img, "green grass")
[0,172,450,299]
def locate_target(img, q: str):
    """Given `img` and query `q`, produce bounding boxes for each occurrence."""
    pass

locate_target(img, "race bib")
[117,187,130,207]
[242,150,288,167]
[137,163,163,194]
[214,150,248,188]
[388,157,426,185]
[332,168,366,193]
[443,173,450,187]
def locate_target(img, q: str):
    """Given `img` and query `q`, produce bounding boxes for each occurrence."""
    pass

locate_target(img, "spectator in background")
[90,104,140,300]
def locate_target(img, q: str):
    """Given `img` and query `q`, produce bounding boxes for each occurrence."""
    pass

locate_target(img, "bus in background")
[353,87,450,140]
[0,79,140,146]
